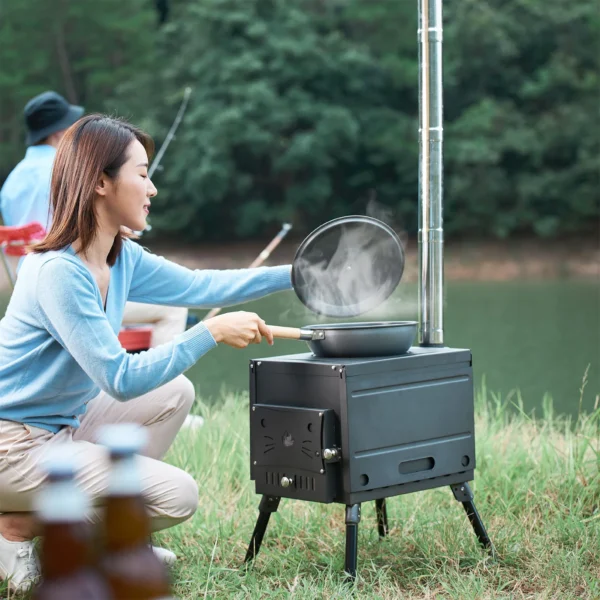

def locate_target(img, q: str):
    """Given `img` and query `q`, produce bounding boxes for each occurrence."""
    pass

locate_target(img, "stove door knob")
[323,448,339,461]
[280,476,292,488]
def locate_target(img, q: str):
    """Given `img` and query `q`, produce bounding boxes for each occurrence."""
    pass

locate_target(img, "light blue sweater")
[0,240,292,432]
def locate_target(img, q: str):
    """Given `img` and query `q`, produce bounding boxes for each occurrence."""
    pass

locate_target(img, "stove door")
[250,404,340,503]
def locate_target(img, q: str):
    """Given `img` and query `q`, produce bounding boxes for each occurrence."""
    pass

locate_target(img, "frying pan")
[268,321,417,358]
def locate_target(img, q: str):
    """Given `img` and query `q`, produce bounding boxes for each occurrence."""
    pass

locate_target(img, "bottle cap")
[35,445,89,521]
[40,443,79,478]
[98,423,147,456]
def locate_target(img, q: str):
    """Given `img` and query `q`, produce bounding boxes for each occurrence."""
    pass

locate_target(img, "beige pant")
[0,376,198,532]
[122,302,188,348]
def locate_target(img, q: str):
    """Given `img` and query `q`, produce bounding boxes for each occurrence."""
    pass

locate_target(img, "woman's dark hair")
[33,115,154,265]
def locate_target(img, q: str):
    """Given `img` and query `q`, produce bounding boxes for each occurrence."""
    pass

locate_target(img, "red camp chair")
[0,222,46,286]
[0,223,152,351]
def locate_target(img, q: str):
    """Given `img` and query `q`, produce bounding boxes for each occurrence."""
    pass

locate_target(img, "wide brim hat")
[24,91,84,146]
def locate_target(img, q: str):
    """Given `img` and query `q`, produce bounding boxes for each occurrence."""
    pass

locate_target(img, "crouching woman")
[0,115,291,592]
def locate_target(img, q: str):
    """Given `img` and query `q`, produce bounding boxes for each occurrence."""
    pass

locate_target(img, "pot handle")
[269,326,324,342]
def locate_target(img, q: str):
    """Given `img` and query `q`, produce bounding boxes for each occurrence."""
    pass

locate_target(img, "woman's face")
[99,140,157,232]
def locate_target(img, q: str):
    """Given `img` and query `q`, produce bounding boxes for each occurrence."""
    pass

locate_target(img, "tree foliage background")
[0,0,598,240]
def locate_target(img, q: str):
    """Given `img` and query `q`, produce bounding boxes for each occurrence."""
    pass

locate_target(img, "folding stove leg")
[344,503,361,580]
[451,483,496,558]
[244,495,281,565]
[375,498,388,537]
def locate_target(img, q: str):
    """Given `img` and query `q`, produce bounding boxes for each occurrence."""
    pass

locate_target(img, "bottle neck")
[40,522,95,579]
[34,477,94,579]
[105,453,150,549]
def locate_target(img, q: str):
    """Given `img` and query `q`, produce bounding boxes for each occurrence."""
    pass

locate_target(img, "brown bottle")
[99,424,173,600]
[32,448,112,600]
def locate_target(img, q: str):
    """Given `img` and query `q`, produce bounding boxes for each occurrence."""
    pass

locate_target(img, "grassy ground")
[157,383,600,600]
[2,385,597,599]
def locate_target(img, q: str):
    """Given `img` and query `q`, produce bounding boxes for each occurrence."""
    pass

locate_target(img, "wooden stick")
[0,248,15,290]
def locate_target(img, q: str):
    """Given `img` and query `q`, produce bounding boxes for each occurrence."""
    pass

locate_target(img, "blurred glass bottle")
[32,447,112,600]
[99,424,173,600]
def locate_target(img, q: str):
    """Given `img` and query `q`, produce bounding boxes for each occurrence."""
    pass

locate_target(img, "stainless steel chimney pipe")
[418,0,444,346]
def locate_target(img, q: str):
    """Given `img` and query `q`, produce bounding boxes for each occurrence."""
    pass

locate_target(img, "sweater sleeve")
[127,241,292,307]
[36,258,217,401]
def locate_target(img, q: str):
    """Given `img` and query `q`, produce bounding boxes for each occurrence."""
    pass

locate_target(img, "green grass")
[159,385,600,600]
[3,385,597,599]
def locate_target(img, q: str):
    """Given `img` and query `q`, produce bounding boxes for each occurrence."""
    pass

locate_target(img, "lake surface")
[1,280,598,417]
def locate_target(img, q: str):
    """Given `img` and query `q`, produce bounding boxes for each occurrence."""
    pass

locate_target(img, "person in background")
[0,91,83,229]
[0,114,292,592]
[0,91,190,352]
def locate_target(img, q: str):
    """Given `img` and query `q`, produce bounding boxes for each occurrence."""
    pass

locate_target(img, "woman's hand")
[204,311,274,348]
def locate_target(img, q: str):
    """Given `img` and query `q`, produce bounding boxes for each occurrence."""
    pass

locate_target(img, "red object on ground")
[0,222,153,352]
[117,327,153,352]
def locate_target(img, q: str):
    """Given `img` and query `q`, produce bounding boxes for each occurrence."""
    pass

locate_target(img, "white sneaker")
[182,414,204,430]
[0,533,40,593]
[151,545,177,566]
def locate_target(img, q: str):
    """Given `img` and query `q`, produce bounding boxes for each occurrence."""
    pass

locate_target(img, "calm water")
[1,281,598,416]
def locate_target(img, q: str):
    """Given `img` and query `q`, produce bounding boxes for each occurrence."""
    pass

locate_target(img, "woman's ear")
[95,173,110,197]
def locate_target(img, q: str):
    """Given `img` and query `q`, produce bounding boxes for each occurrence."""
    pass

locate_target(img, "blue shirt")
[0,239,292,432]
[0,145,55,229]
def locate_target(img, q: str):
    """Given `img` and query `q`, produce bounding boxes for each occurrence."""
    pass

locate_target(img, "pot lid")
[292,216,405,318]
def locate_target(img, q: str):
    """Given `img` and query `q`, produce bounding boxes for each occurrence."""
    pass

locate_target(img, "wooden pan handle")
[268,326,323,342]
[269,325,304,340]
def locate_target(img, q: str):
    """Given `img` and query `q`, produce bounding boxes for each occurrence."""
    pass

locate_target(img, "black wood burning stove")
[244,349,494,577]
[244,0,494,578]
[249,348,475,505]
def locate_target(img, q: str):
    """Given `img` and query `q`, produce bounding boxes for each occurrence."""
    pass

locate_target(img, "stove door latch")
[322,447,341,463]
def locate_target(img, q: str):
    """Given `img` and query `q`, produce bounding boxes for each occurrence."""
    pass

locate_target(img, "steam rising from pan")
[292,216,405,318]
